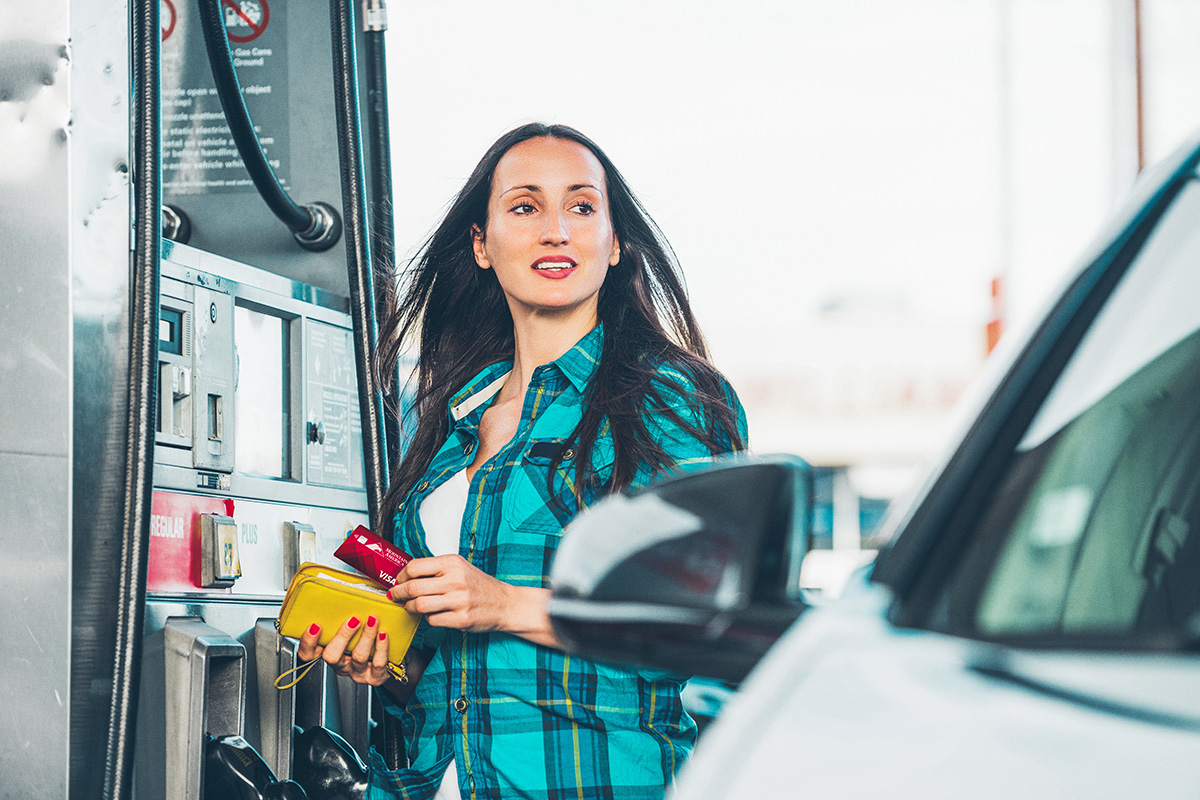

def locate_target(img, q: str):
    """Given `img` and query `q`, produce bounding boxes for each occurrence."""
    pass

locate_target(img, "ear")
[472,224,491,270]
[609,233,621,267]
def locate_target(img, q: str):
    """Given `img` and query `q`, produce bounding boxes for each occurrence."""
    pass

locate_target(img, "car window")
[940,177,1200,647]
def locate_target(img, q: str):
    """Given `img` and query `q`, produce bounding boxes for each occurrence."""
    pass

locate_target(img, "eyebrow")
[499,183,602,197]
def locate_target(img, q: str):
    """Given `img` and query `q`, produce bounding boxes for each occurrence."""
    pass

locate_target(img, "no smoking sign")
[222,0,271,43]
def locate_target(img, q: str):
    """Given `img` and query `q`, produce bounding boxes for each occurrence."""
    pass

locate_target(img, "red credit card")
[334,525,413,588]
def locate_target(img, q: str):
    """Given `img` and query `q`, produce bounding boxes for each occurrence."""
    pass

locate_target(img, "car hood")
[672,584,1200,799]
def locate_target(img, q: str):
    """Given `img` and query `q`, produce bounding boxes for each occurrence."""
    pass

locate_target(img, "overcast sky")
[383,1,1176,463]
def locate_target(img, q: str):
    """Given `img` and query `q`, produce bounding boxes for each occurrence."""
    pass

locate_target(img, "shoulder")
[644,353,743,415]
[640,351,748,451]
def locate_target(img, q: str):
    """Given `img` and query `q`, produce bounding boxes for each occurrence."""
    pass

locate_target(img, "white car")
[548,131,1200,797]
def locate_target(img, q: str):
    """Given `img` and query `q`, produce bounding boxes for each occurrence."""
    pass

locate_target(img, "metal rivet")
[454,697,469,713]
[463,442,475,455]
[418,481,429,491]
[562,448,574,460]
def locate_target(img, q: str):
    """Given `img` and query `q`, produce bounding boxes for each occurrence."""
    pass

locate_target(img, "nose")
[539,209,569,246]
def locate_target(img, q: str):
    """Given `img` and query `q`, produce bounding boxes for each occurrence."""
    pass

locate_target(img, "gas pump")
[136,243,380,799]
[0,0,398,796]
[141,0,399,795]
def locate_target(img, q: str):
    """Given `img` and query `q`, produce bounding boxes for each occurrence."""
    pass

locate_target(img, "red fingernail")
[366,615,378,628]
[308,623,321,636]
[378,632,387,641]
[348,616,361,629]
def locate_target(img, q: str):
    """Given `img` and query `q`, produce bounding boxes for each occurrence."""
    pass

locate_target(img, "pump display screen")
[234,305,290,479]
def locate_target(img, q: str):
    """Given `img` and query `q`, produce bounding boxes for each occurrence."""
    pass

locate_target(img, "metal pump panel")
[0,0,386,794]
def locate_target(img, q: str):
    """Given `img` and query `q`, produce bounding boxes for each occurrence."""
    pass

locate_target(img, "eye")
[510,202,536,215]
[571,200,596,216]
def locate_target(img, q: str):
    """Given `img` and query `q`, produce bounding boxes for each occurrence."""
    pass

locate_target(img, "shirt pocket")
[503,438,613,535]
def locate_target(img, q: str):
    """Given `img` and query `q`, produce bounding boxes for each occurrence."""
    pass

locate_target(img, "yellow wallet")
[274,563,420,687]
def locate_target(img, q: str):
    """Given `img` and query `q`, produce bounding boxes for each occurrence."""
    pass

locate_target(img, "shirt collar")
[444,323,605,421]
[553,323,604,394]
[447,362,512,422]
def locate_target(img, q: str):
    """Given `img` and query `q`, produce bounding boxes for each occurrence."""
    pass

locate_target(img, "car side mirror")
[549,455,814,683]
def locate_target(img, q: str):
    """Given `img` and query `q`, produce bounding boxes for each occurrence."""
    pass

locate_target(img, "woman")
[299,123,747,799]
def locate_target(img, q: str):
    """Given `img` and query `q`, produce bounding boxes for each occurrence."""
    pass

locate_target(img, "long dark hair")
[375,123,745,538]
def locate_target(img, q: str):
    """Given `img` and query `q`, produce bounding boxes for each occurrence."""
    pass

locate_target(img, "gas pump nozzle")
[204,734,309,800]
[292,726,368,800]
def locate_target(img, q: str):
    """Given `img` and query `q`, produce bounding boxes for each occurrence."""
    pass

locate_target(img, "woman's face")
[473,136,620,323]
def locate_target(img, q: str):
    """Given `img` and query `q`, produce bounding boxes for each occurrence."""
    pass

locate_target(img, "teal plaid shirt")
[368,325,747,800]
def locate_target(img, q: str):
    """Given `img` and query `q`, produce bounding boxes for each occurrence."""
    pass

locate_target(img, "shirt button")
[418,480,429,491]
[463,442,475,456]
[454,697,469,713]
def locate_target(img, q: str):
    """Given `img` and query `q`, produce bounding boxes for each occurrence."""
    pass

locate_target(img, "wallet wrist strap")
[274,658,320,690]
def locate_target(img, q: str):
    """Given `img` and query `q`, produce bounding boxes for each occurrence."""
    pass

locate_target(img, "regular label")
[161,0,289,195]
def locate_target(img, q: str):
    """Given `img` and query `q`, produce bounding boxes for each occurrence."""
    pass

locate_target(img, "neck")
[503,303,597,401]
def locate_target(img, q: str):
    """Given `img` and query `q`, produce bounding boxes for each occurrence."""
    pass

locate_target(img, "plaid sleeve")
[639,365,749,485]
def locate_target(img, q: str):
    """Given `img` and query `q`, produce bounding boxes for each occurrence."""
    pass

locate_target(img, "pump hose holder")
[294,201,343,252]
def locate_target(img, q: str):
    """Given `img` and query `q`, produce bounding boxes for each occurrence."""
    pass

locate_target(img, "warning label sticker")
[223,0,270,44]
[306,321,365,492]
[161,0,288,195]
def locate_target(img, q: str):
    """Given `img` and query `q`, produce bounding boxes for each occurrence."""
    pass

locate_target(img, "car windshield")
[943,175,1200,646]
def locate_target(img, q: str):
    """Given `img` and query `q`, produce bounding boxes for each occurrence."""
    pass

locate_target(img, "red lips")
[531,256,578,279]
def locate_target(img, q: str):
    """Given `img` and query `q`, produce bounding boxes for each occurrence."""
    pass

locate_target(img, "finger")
[388,575,451,603]
[422,608,466,629]
[321,616,362,667]
[404,590,464,618]
[372,630,390,674]
[296,622,324,661]
[349,615,379,668]
[393,555,462,583]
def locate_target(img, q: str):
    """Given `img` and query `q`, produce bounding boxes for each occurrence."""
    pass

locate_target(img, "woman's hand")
[297,616,392,687]
[387,555,512,632]
[388,555,562,648]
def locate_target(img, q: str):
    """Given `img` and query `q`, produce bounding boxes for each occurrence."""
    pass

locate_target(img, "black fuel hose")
[362,2,403,494]
[196,0,341,252]
[330,0,389,529]
[364,16,394,275]
[103,2,161,798]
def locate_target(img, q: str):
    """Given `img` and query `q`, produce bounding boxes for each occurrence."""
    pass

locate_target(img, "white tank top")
[418,470,469,556]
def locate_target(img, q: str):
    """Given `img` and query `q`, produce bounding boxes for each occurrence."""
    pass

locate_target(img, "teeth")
[534,262,574,270]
